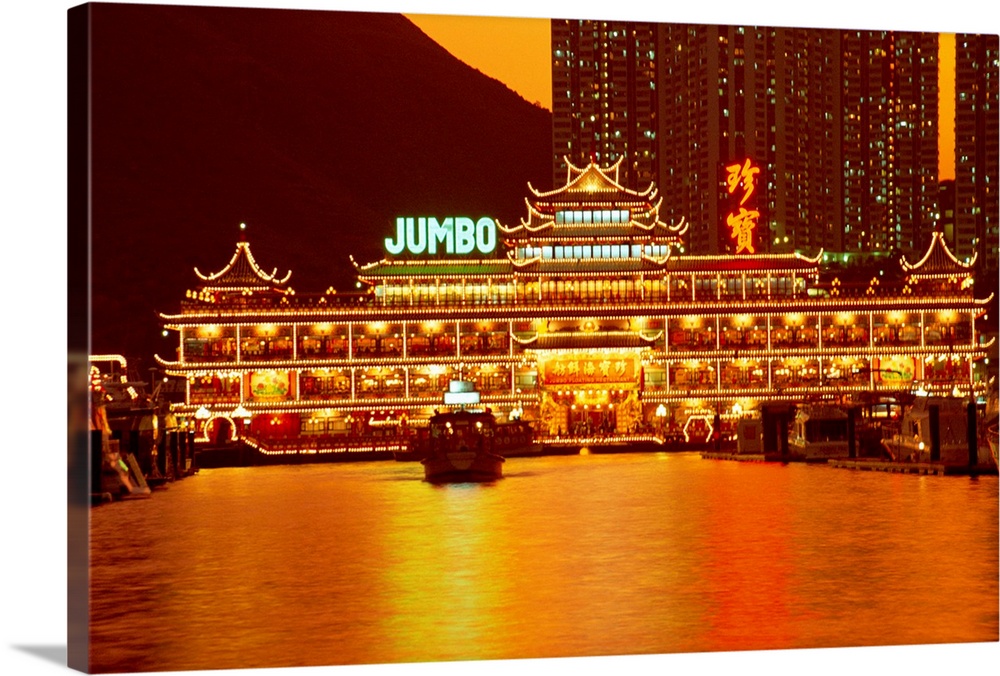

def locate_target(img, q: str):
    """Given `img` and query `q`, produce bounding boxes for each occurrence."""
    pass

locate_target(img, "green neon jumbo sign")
[385,217,497,256]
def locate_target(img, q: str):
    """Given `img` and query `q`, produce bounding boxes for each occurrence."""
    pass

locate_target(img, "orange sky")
[406,14,958,182]
[405,13,552,109]
[938,33,956,182]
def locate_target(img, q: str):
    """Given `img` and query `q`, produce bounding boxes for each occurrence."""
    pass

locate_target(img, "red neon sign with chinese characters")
[724,158,761,254]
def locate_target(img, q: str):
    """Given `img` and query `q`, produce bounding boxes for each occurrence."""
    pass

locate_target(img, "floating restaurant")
[156,157,994,456]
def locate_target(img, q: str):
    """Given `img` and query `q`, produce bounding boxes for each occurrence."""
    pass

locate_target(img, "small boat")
[421,409,505,483]
[391,444,425,462]
[493,419,542,457]
[787,405,851,461]
[983,390,999,466]
[398,418,538,461]
[881,396,996,468]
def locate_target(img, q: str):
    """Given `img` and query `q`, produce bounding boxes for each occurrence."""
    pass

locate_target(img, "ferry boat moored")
[787,405,851,461]
[881,396,997,470]
[421,408,505,483]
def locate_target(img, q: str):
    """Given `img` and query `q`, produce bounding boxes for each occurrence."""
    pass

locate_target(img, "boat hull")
[787,439,851,460]
[422,450,504,483]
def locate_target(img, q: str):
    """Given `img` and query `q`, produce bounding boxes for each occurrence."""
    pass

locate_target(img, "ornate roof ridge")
[195,226,292,287]
[499,198,555,234]
[901,231,977,274]
[528,156,655,200]
[354,256,512,269]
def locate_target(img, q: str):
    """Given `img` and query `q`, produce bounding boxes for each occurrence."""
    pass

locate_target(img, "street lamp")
[193,405,211,440]
[655,404,667,435]
[232,404,252,437]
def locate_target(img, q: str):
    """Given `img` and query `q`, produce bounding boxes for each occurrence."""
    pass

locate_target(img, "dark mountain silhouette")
[86,3,552,370]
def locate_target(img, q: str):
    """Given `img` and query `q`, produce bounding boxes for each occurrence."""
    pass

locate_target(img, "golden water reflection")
[89,454,998,672]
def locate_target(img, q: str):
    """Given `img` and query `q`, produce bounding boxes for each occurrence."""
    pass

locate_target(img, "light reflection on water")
[88,453,998,673]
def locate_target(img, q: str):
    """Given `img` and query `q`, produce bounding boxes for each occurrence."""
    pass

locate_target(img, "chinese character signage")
[724,158,760,254]
[540,353,640,389]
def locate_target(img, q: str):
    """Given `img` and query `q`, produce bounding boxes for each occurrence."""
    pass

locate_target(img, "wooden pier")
[700,451,829,463]
[701,452,768,463]
[701,452,998,476]
[828,458,998,476]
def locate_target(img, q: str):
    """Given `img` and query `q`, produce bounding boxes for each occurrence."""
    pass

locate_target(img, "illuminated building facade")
[551,20,659,191]
[954,33,999,270]
[158,158,992,449]
[840,30,940,255]
[659,24,847,256]
[553,22,941,259]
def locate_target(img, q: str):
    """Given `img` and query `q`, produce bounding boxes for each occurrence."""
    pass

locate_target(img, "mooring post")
[967,401,978,467]
[929,404,941,462]
[91,429,104,495]
[156,432,168,477]
[779,408,790,456]
[847,407,857,459]
[188,430,197,471]
[128,429,144,475]
[169,431,180,479]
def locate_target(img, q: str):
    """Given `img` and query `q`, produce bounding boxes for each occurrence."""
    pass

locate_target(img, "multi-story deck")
[157,158,993,450]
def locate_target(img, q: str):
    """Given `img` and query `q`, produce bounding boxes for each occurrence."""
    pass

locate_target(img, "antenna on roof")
[239,222,247,242]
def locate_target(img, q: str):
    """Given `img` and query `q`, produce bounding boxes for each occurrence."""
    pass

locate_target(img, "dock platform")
[700,451,830,463]
[701,452,767,463]
[829,459,998,476]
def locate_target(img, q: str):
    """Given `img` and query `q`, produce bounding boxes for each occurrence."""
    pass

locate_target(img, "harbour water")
[88,452,998,673]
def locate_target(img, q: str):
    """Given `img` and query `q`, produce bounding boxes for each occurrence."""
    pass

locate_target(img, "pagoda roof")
[518,330,659,351]
[529,156,655,202]
[354,257,512,281]
[195,230,292,290]
[499,156,690,242]
[510,250,822,276]
[502,221,674,241]
[508,255,671,276]
[351,249,821,283]
[900,231,977,278]
[664,251,823,274]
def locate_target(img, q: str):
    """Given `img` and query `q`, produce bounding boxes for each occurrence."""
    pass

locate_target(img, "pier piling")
[929,405,941,462]
[91,429,103,495]
[169,431,180,479]
[967,402,977,467]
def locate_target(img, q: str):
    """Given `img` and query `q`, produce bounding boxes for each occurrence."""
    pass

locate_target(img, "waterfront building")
[157,158,993,450]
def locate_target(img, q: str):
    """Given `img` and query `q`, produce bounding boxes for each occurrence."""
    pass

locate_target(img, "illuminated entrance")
[533,349,645,436]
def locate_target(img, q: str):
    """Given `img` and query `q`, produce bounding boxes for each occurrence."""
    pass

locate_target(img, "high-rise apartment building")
[551,20,659,191]
[841,30,939,255]
[658,25,844,255]
[939,179,957,250]
[551,21,942,259]
[954,33,999,271]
